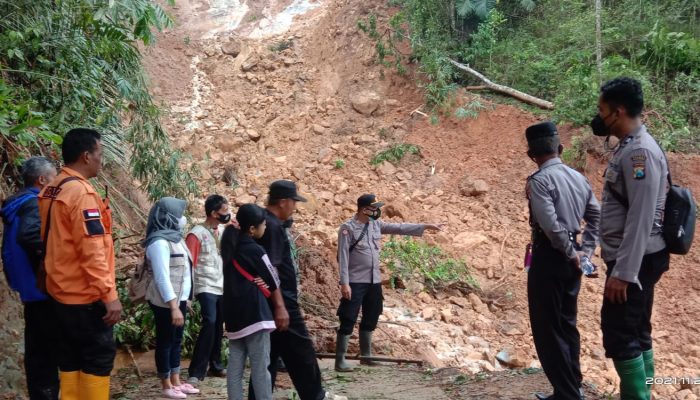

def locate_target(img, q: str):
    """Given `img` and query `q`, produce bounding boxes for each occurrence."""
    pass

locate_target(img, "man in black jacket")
[249,180,346,400]
[1,156,58,400]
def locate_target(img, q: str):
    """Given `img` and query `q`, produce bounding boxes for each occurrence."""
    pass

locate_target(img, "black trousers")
[249,308,325,400]
[337,283,383,335]
[53,301,116,376]
[528,240,582,400]
[24,300,59,400]
[601,249,669,360]
[188,292,224,380]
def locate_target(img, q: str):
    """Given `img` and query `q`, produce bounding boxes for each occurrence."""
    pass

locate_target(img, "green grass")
[381,237,479,289]
[370,143,421,165]
[270,39,293,52]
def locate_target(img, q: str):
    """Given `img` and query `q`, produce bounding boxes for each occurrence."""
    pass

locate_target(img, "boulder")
[246,129,261,142]
[452,232,488,249]
[421,307,437,320]
[312,124,327,135]
[495,348,527,368]
[350,90,382,116]
[221,39,242,57]
[377,161,397,176]
[234,194,257,206]
[459,176,490,197]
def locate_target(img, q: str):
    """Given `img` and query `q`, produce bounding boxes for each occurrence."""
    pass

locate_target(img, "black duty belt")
[531,225,579,248]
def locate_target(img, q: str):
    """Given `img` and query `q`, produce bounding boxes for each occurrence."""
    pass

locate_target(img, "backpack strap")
[233,259,272,298]
[348,222,370,253]
[36,176,80,293]
[41,177,81,257]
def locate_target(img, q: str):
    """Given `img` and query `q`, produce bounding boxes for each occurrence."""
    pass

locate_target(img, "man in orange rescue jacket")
[39,128,122,400]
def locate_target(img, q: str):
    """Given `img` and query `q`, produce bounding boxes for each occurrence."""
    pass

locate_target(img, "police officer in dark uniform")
[525,122,600,400]
[592,77,669,400]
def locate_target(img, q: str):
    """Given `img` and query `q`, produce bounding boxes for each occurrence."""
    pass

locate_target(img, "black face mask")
[217,213,231,224]
[283,218,294,229]
[367,208,381,220]
[590,111,617,137]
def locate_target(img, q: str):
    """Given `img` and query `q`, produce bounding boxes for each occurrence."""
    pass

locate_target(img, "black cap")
[525,121,558,143]
[357,194,384,208]
[269,180,307,202]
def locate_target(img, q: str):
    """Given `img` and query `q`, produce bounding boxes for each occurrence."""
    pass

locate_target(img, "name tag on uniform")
[605,167,619,183]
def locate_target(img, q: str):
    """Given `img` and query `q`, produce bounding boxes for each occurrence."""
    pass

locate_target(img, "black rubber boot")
[335,333,354,372]
[359,330,378,366]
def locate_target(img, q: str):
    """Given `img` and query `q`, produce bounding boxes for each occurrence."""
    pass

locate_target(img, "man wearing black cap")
[250,180,346,400]
[334,194,442,372]
[525,122,600,400]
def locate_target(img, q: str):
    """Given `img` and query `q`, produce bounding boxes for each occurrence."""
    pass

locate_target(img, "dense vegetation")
[0,0,198,206]
[381,237,479,290]
[362,0,700,151]
[0,0,201,355]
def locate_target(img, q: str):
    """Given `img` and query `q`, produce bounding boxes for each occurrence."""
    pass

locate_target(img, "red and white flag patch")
[83,209,101,219]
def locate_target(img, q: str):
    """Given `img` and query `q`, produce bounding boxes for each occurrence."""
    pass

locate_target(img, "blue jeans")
[150,301,187,379]
[188,292,224,380]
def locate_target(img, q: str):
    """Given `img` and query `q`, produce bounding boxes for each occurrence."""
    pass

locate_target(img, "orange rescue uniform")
[38,167,116,305]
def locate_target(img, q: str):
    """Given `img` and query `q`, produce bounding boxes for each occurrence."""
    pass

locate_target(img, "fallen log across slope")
[448,59,555,110]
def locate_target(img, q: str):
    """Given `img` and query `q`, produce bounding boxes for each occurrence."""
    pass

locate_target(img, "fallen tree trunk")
[448,59,555,110]
[316,353,424,366]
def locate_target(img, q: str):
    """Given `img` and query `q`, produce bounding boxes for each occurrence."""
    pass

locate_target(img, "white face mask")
[178,216,187,231]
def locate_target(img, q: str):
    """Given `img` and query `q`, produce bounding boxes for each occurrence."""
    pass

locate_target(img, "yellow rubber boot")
[78,372,110,400]
[59,371,80,400]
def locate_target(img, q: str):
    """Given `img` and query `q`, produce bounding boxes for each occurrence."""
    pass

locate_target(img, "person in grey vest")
[591,77,669,400]
[525,122,600,400]
[144,197,199,399]
[187,195,230,385]
[334,194,442,372]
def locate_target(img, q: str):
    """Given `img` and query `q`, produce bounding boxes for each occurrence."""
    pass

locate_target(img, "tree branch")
[448,59,555,109]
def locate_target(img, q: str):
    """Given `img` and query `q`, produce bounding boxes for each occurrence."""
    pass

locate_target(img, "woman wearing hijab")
[143,197,200,399]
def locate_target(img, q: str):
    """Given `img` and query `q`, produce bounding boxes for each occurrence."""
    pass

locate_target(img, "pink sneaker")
[163,387,187,399]
[175,383,200,394]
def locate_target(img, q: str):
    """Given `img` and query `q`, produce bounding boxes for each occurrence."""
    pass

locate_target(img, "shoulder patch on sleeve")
[633,163,646,179]
[83,208,105,236]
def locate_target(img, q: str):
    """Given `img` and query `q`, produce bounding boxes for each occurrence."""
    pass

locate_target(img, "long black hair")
[220,203,266,262]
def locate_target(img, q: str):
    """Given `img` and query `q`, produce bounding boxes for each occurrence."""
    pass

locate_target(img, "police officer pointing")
[593,77,669,400]
[525,122,600,400]
[334,194,442,372]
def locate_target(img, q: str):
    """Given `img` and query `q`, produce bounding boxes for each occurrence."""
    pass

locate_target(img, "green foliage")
[455,99,489,120]
[366,0,698,151]
[381,237,478,289]
[456,0,496,19]
[334,159,346,169]
[0,0,198,200]
[270,39,293,53]
[561,135,587,171]
[370,143,421,165]
[115,276,204,357]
